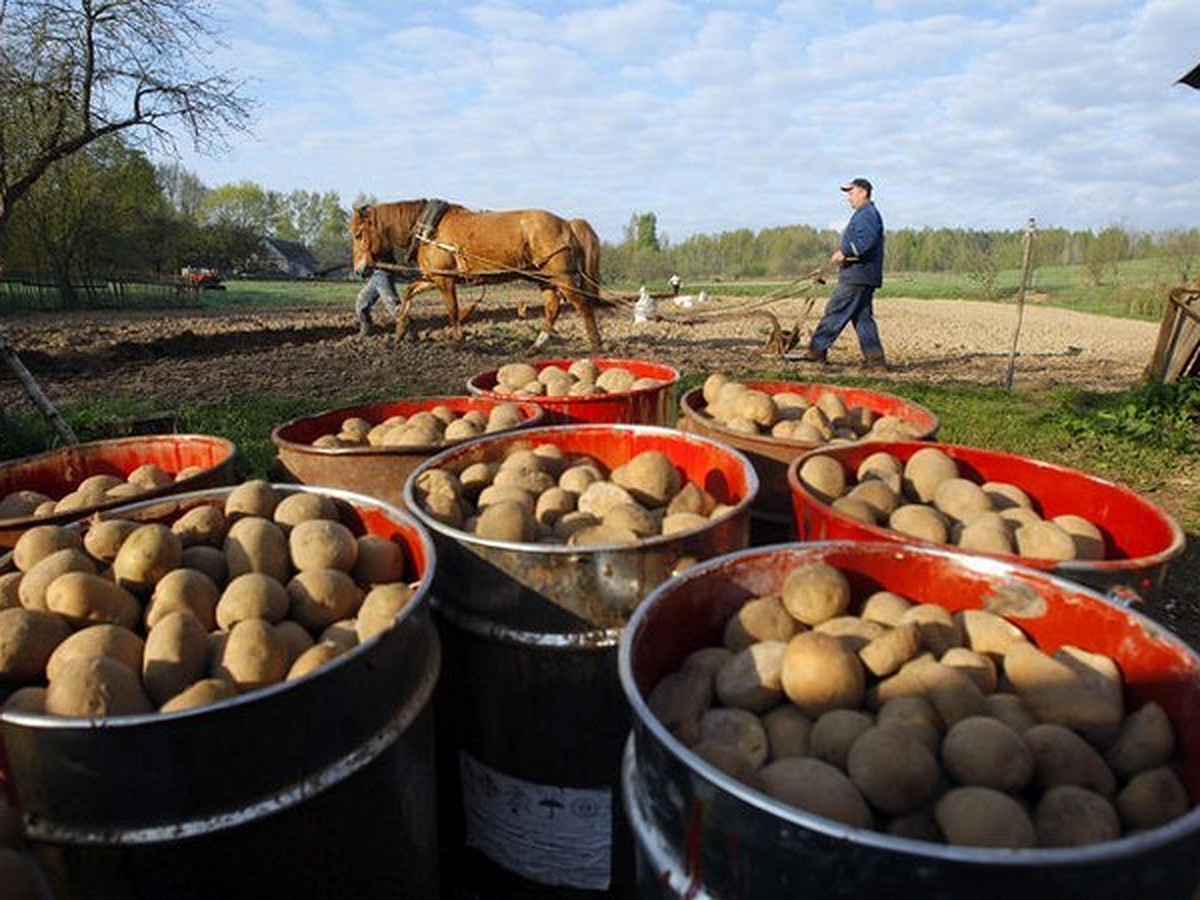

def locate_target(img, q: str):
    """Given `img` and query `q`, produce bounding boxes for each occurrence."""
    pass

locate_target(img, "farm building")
[254,237,321,279]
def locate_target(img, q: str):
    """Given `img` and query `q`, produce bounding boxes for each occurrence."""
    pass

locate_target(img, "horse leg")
[438,279,463,346]
[530,286,560,353]
[556,280,604,353]
[395,283,417,342]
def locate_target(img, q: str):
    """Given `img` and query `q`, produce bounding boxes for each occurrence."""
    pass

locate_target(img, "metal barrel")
[677,380,939,544]
[270,396,545,510]
[0,485,441,900]
[404,424,758,897]
[619,541,1200,899]
[0,434,241,549]
[787,439,1187,601]
[466,358,681,425]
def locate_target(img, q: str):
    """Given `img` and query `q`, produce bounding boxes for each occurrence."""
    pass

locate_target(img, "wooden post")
[0,327,79,445]
[1005,217,1037,390]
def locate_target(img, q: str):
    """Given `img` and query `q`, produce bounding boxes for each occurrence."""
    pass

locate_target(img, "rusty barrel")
[787,440,1186,602]
[0,484,441,899]
[466,358,681,425]
[269,396,545,511]
[404,424,758,898]
[677,380,939,544]
[619,541,1200,898]
[0,434,240,549]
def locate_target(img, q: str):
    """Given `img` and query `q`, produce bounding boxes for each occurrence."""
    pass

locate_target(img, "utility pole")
[1005,217,1037,390]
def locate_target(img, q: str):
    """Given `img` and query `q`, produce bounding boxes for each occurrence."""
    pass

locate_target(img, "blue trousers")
[355,270,400,319]
[810,282,884,356]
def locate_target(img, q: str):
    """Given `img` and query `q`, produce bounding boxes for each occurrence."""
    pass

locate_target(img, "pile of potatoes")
[487,359,665,397]
[698,373,924,443]
[413,443,734,545]
[0,463,209,522]
[648,560,1191,849]
[799,446,1107,562]
[307,401,528,449]
[0,480,419,719]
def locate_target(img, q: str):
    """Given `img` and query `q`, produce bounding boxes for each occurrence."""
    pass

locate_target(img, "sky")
[171,0,1200,244]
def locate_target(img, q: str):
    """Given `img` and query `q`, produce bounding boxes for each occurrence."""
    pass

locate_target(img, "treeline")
[2,137,1198,305]
[602,213,1200,291]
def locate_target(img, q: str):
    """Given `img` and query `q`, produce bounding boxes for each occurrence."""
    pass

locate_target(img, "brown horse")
[350,200,603,352]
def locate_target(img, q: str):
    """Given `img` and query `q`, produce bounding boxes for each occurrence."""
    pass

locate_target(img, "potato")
[160,677,238,713]
[83,518,142,563]
[902,448,959,503]
[691,739,761,784]
[475,500,536,543]
[859,590,912,627]
[0,571,20,611]
[761,704,812,761]
[875,695,943,755]
[798,456,846,504]
[1015,520,1077,561]
[275,619,315,665]
[1023,723,1117,796]
[873,656,986,726]
[932,478,993,523]
[0,607,72,680]
[941,716,1034,792]
[18,547,96,611]
[45,571,141,630]
[780,562,850,626]
[830,496,877,524]
[935,786,1035,848]
[649,667,714,741]
[899,603,963,657]
[954,517,1014,555]
[713,641,788,713]
[1035,785,1121,847]
[666,482,716,518]
[846,725,941,815]
[814,616,884,652]
[213,618,289,691]
[888,504,949,543]
[142,610,210,706]
[288,518,358,573]
[217,572,290,629]
[699,707,769,768]
[1004,642,1123,741]
[660,512,710,535]
[602,502,659,537]
[286,640,348,680]
[1104,702,1175,778]
[287,569,364,631]
[955,608,1028,658]
[808,708,874,770]
[857,451,903,485]
[983,692,1038,734]
[13,524,83,572]
[939,647,998,694]
[356,582,416,643]
[180,545,229,587]
[757,757,873,829]
[45,624,144,682]
[781,631,865,717]
[724,596,797,651]
[845,479,900,519]
[146,567,220,631]
[1052,514,1105,560]
[981,481,1033,511]
[350,536,406,588]
[320,619,359,652]
[223,479,280,520]
[223,516,290,582]
[273,492,338,530]
[1115,766,1190,830]
[112,524,182,595]
[559,463,606,495]
[2,685,46,714]
[44,655,153,718]
[682,646,734,680]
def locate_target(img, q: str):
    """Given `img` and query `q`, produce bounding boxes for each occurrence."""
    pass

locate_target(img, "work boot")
[356,312,374,336]
[785,346,827,364]
[862,352,888,372]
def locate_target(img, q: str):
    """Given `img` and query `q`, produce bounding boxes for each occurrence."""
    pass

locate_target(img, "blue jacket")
[838,201,885,287]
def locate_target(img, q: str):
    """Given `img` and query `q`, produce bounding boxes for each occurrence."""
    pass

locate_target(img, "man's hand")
[829,249,846,265]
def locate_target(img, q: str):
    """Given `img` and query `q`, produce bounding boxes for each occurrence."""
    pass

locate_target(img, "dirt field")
[1,288,1196,645]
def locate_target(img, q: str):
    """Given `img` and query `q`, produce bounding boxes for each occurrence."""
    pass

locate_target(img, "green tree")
[1161,228,1200,284]
[0,0,252,242]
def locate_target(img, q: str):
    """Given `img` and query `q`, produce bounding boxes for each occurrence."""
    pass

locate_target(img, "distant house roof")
[1178,62,1200,90]
[259,236,320,279]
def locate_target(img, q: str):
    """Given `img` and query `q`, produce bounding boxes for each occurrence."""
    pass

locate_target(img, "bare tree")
[0,0,252,237]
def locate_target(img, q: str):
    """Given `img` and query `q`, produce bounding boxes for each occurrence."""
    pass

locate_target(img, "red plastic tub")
[678,380,939,542]
[787,440,1185,600]
[619,541,1200,898]
[466,357,681,425]
[0,434,239,549]
[270,396,544,510]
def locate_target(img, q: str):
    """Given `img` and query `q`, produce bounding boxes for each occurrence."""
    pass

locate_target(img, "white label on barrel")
[459,751,611,890]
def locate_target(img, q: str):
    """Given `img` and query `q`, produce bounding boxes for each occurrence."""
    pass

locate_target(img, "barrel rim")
[403,422,760,553]
[786,439,1187,572]
[617,539,1200,865]
[679,380,940,449]
[0,482,437,729]
[465,356,682,402]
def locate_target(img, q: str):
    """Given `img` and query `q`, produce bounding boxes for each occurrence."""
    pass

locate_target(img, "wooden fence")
[0,276,201,314]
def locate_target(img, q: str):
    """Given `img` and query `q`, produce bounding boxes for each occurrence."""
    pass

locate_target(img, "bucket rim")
[786,439,1187,573]
[465,356,682,401]
[617,539,1200,866]
[0,482,437,729]
[402,422,760,553]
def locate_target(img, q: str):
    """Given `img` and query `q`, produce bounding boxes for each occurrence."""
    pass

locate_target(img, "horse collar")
[408,199,451,260]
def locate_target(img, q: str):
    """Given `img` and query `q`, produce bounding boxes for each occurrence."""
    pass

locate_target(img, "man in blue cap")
[789,177,887,370]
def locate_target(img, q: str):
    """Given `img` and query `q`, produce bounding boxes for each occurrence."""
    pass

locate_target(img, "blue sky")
[172,1,1200,243]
